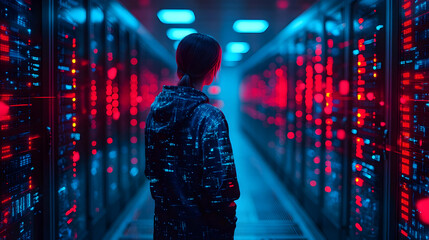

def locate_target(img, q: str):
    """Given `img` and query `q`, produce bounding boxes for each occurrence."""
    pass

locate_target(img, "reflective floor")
[105,128,325,240]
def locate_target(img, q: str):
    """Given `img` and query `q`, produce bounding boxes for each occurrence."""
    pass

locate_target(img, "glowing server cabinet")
[86,1,107,238]
[0,0,44,239]
[129,34,143,188]
[397,0,429,238]
[301,28,325,222]
[349,0,386,239]
[54,0,88,238]
[104,9,122,224]
[320,5,350,240]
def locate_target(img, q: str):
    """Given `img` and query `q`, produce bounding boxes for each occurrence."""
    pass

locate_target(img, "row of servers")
[240,0,428,239]
[0,0,174,239]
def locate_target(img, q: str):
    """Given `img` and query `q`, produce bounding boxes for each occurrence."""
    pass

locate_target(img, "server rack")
[239,0,429,239]
[0,1,175,239]
[0,1,44,239]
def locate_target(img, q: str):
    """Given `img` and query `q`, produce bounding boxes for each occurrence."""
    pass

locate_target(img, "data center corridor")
[2,0,429,239]
[104,128,323,240]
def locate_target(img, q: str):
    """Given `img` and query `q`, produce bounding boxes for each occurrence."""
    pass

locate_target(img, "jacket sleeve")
[144,112,158,183]
[200,112,240,228]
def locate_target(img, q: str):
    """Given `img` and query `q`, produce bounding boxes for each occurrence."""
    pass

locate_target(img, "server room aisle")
[104,128,325,240]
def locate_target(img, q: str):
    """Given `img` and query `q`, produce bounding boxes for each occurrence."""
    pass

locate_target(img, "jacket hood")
[149,85,209,132]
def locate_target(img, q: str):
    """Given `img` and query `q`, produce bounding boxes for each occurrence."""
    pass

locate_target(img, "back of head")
[176,33,222,88]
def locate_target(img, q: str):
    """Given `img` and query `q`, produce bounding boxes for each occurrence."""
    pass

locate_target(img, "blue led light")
[157,9,195,24]
[90,7,104,23]
[353,49,359,55]
[68,7,86,24]
[166,28,197,40]
[223,52,242,62]
[130,167,139,176]
[233,20,269,33]
[226,42,250,53]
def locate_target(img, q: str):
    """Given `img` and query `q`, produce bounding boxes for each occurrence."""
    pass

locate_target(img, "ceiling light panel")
[166,28,197,40]
[233,20,269,33]
[226,42,250,53]
[157,9,195,24]
[223,52,243,62]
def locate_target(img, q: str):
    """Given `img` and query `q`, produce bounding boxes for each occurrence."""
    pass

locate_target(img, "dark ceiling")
[119,0,318,64]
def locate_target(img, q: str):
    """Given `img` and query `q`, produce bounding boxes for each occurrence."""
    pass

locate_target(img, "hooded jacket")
[145,85,240,240]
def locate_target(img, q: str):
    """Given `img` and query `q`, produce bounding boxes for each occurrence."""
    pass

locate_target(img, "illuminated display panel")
[105,14,120,206]
[56,0,87,238]
[349,0,385,238]
[322,9,348,221]
[88,2,105,220]
[303,30,324,199]
[0,1,42,239]
[128,35,141,184]
[293,35,306,186]
[398,0,429,238]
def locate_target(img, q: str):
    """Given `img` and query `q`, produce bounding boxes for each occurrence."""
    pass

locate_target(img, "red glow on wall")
[337,129,346,140]
[416,198,429,224]
[107,166,113,173]
[0,101,9,119]
[276,0,289,9]
[131,157,138,165]
[130,136,137,144]
[130,57,138,65]
[339,80,349,95]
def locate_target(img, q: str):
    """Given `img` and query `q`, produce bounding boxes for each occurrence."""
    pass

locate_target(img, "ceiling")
[119,0,318,66]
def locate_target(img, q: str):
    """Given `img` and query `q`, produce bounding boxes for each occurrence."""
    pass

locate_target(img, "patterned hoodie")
[145,85,240,240]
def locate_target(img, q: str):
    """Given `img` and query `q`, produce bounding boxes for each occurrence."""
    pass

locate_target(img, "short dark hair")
[176,33,222,87]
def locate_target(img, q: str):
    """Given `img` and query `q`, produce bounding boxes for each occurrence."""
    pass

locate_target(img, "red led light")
[107,67,117,80]
[130,57,138,65]
[131,157,138,164]
[310,180,317,187]
[107,137,113,144]
[287,132,295,139]
[355,223,363,231]
[130,136,137,143]
[337,129,346,140]
[325,186,331,192]
[208,86,221,95]
[296,56,304,66]
[107,167,113,173]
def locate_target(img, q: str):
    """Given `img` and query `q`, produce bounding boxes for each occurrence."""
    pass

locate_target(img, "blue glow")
[67,8,86,24]
[130,167,139,176]
[174,40,180,50]
[224,52,242,62]
[110,2,140,30]
[157,9,195,24]
[90,7,104,23]
[226,42,250,53]
[166,28,197,40]
[233,20,269,33]
[353,50,360,55]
